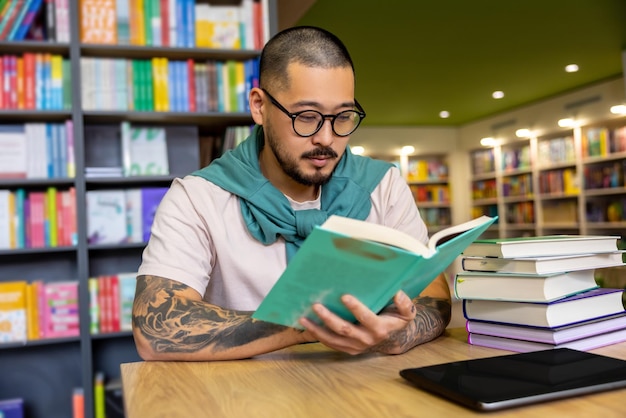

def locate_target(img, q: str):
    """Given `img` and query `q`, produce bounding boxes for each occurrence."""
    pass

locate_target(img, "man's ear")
[249,87,265,125]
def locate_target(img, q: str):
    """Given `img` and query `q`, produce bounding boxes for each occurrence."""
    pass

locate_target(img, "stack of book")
[455,235,626,352]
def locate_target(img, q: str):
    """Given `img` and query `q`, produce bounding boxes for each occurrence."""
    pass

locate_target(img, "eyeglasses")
[262,88,366,137]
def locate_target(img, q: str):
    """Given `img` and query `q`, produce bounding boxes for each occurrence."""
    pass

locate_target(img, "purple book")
[141,187,169,242]
[463,287,625,328]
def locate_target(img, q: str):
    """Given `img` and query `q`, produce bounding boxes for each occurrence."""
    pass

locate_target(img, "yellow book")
[25,281,40,340]
[0,281,28,343]
[46,187,58,247]
[135,0,146,46]
[94,371,105,418]
[235,60,245,112]
[563,168,579,195]
[151,57,161,111]
[599,128,608,156]
[16,57,24,109]
[160,58,169,112]
[195,4,210,47]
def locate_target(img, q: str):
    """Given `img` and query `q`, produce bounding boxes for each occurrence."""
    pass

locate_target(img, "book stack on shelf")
[455,235,626,352]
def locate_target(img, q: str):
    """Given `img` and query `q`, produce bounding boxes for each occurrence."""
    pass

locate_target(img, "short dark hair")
[259,26,355,92]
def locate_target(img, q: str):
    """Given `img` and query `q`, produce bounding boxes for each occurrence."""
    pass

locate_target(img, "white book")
[240,0,255,49]
[86,190,128,245]
[123,126,169,176]
[0,125,27,179]
[207,4,241,49]
[462,251,626,275]
[125,188,143,243]
[0,190,10,249]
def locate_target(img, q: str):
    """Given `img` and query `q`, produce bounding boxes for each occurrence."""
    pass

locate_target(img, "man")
[132,26,451,361]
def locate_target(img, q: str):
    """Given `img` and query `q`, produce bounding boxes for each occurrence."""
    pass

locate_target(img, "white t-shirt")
[138,166,429,311]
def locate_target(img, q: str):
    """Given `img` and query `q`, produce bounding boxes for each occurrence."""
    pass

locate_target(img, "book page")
[320,215,431,256]
[428,215,494,252]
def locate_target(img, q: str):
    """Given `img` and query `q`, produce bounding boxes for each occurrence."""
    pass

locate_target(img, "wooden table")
[120,328,626,417]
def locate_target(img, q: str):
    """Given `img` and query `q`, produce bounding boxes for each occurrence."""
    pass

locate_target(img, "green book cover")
[144,59,154,111]
[62,58,71,110]
[131,60,142,111]
[252,215,497,329]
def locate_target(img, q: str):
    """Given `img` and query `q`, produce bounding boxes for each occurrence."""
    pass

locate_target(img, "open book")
[252,215,497,328]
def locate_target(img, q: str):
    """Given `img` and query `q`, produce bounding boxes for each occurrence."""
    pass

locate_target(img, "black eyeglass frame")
[261,88,366,137]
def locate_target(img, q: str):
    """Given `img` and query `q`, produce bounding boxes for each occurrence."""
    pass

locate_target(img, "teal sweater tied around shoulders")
[192,125,392,262]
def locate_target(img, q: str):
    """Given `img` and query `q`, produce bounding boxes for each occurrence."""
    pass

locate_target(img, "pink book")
[110,275,120,332]
[28,191,45,248]
[44,281,79,338]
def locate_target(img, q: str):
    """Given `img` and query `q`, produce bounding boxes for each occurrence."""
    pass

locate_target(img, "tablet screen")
[399,348,626,411]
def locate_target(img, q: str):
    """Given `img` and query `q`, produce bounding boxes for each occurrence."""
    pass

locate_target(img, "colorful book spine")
[11,0,43,40]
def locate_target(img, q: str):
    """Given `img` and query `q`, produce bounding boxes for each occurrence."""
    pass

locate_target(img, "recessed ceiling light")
[401,145,415,155]
[492,91,504,99]
[480,137,497,146]
[439,110,450,118]
[351,145,365,155]
[565,64,579,73]
[610,104,626,114]
[515,128,531,138]
[558,118,575,128]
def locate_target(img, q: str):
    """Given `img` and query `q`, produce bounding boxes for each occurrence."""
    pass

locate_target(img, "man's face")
[263,63,356,187]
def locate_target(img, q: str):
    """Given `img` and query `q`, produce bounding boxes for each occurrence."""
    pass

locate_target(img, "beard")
[264,123,339,187]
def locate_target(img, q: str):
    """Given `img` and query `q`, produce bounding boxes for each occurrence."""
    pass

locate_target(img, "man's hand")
[298,290,422,355]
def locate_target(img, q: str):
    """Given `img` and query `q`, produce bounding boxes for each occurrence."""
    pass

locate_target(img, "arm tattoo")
[133,275,289,354]
[373,296,451,353]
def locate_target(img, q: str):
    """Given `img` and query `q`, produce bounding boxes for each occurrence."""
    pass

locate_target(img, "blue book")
[10,0,43,40]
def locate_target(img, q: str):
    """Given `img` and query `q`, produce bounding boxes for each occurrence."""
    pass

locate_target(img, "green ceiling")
[294,0,626,127]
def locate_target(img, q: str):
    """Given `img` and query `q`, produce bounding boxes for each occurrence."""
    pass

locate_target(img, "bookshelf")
[404,154,452,233]
[0,1,277,418]
[469,115,626,239]
[372,153,453,234]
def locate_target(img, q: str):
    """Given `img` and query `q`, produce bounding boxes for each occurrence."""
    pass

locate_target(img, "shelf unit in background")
[403,154,452,233]
[377,153,454,235]
[469,115,626,240]
[0,1,278,418]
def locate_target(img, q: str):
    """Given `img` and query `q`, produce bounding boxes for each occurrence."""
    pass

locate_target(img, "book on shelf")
[463,287,625,328]
[0,398,24,418]
[461,251,626,274]
[454,269,600,303]
[466,312,626,345]
[462,234,620,258]
[468,328,626,353]
[0,124,27,179]
[121,123,169,176]
[42,281,79,338]
[0,281,28,343]
[0,190,11,249]
[140,187,169,242]
[79,0,117,44]
[252,215,497,328]
[87,190,128,245]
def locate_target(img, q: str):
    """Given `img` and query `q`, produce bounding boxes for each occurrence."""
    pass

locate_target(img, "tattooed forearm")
[133,275,288,354]
[373,296,451,354]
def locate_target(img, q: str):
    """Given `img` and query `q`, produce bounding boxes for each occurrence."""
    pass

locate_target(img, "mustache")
[302,148,338,159]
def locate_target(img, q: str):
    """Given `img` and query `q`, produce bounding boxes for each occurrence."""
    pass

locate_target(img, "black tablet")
[399,348,626,411]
